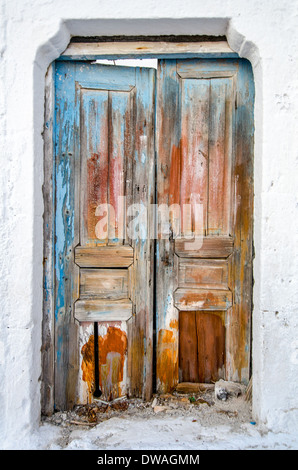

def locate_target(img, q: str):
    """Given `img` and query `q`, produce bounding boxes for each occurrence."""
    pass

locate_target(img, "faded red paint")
[87,151,108,241]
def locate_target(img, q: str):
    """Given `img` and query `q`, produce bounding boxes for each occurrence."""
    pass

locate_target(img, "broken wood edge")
[175,382,215,394]
[69,420,97,427]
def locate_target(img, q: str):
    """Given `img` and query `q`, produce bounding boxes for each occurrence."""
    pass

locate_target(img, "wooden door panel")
[79,269,129,299]
[54,62,155,408]
[53,56,253,406]
[178,259,229,290]
[74,245,134,268]
[179,311,226,383]
[156,59,254,391]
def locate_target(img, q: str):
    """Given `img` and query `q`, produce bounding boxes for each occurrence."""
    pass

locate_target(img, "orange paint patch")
[98,326,127,401]
[169,319,178,330]
[81,334,95,401]
[81,326,127,402]
[156,329,178,393]
[169,142,181,207]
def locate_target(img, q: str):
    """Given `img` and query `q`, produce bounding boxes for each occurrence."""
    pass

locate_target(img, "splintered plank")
[175,382,215,394]
[74,245,134,268]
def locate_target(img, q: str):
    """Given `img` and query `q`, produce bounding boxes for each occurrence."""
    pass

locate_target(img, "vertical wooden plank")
[128,67,155,401]
[208,78,233,235]
[157,58,254,391]
[226,60,254,384]
[54,61,80,410]
[156,60,180,394]
[180,78,209,236]
[42,64,55,415]
[179,311,225,384]
[196,311,225,383]
[109,91,129,245]
[53,61,154,407]
[80,89,109,245]
[179,312,199,383]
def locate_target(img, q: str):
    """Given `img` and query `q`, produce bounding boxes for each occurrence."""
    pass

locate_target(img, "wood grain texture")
[175,382,214,393]
[54,62,155,409]
[179,311,225,384]
[156,59,180,394]
[49,56,253,411]
[79,269,128,299]
[178,258,229,290]
[180,78,209,236]
[127,67,155,400]
[156,58,254,392]
[174,288,232,311]
[208,78,233,235]
[80,88,109,245]
[54,61,80,410]
[42,64,55,415]
[74,299,133,322]
[61,41,235,60]
[175,236,233,258]
[74,245,134,267]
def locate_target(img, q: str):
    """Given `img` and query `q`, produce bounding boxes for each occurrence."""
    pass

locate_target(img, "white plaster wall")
[0,0,297,447]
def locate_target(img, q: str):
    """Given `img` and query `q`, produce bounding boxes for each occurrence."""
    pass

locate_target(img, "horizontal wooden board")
[177,70,236,79]
[74,298,132,322]
[178,258,229,290]
[75,245,134,267]
[175,236,233,258]
[80,269,128,299]
[174,288,232,311]
[177,59,239,76]
[61,41,235,59]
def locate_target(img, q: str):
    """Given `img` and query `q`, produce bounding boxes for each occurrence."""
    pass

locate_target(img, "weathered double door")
[54,58,254,409]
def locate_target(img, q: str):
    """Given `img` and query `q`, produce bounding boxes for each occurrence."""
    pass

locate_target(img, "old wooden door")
[53,57,254,410]
[54,61,155,409]
[155,59,254,393]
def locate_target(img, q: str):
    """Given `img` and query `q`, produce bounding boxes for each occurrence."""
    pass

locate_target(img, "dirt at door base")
[43,382,253,444]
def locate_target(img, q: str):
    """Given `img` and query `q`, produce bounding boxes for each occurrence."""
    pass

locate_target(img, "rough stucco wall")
[0,0,297,447]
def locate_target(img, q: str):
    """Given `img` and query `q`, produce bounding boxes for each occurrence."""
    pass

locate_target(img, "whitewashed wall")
[0,0,297,447]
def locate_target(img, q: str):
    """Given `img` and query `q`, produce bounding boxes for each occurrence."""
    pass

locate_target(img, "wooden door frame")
[41,38,250,415]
